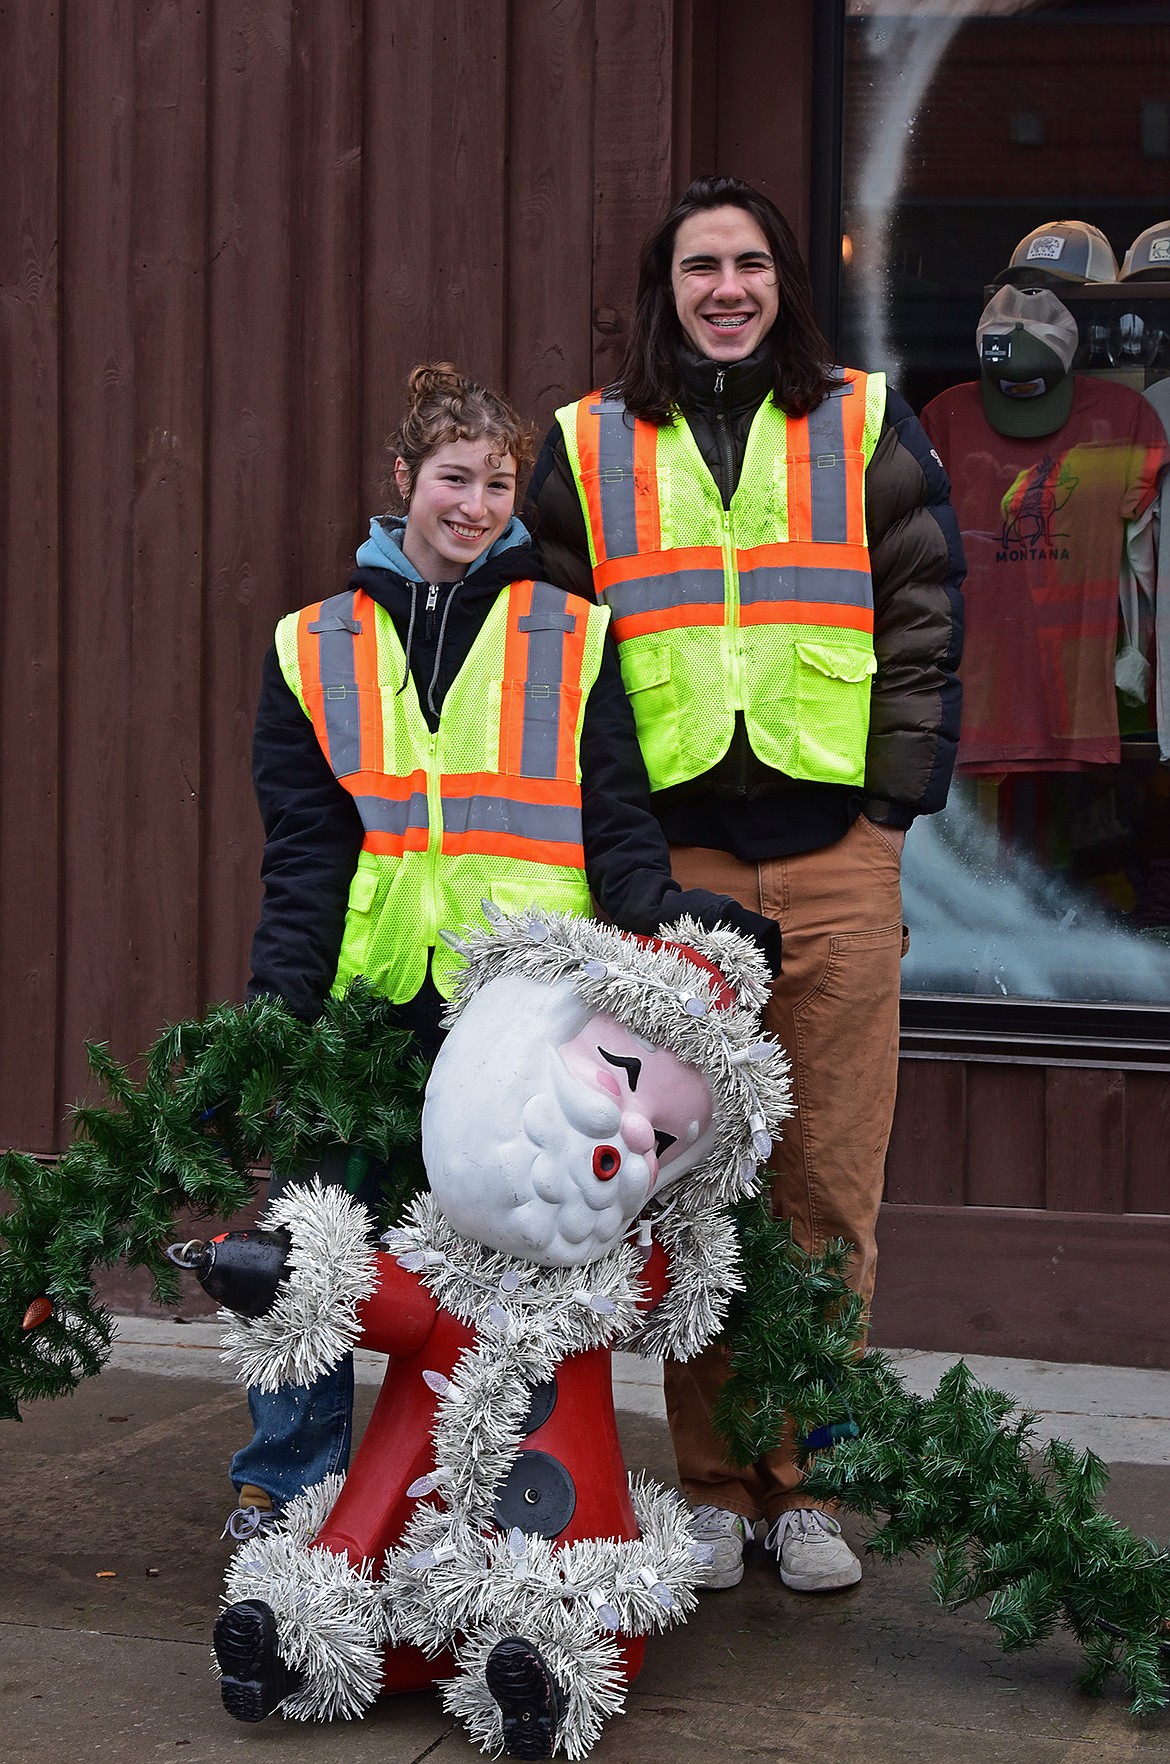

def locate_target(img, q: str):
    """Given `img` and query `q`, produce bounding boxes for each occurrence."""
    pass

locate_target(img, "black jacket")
[247,529,781,1021]
[530,349,966,859]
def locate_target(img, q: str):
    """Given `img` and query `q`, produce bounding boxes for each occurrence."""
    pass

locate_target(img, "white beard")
[422,974,706,1267]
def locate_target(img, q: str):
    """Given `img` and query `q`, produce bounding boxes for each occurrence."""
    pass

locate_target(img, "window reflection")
[843,0,1170,1006]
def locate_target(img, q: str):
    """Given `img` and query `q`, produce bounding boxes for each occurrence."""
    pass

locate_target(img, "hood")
[355,513,533,580]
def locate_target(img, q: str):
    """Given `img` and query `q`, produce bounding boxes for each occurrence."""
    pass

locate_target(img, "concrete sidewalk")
[3,1325,1168,1763]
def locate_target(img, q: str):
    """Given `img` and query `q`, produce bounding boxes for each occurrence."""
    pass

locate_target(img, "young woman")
[227,363,779,1525]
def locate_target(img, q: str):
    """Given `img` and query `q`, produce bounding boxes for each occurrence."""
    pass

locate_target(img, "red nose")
[592,1145,622,1181]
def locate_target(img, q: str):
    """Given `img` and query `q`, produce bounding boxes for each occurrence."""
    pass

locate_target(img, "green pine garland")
[2,1003,1167,1715]
[0,986,428,1421]
[720,1199,1170,1716]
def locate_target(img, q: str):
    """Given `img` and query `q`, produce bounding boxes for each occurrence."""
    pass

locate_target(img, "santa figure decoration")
[178,910,791,1760]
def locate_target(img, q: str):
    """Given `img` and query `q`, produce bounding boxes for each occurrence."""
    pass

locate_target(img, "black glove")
[660,888,782,979]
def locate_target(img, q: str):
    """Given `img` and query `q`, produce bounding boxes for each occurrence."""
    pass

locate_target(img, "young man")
[532,175,964,1594]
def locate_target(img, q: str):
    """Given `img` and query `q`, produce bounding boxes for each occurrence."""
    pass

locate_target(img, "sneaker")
[689,1504,754,1590]
[221,1485,281,1542]
[484,1635,564,1760]
[763,1509,862,1592]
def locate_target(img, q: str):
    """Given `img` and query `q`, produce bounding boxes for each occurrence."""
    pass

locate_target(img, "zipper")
[712,369,736,509]
[723,505,745,710]
[422,729,441,954]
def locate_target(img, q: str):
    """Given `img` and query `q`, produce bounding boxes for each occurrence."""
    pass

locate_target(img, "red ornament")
[22,1297,53,1331]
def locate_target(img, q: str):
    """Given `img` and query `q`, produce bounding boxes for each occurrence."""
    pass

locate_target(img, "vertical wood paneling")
[0,0,63,1146]
[199,0,295,1010]
[125,0,209,1040]
[506,0,596,439]
[964,1062,1046,1209]
[714,0,815,246]
[671,0,720,193]
[289,0,365,602]
[591,0,677,389]
[56,1,136,1118]
[1122,1070,1170,1215]
[884,1058,966,1205]
[1045,1067,1127,1214]
[361,2,509,516]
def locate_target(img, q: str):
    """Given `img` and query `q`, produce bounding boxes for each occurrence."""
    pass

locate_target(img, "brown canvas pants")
[664,816,905,1524]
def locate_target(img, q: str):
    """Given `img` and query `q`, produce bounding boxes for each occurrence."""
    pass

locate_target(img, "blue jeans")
[229,1354,355,1507]
[228,1148,383,1509]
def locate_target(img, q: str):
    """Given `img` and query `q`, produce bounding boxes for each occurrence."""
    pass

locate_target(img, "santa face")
[421,974,718,1266]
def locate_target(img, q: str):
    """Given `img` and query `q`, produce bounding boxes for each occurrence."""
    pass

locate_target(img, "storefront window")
[842,1,1170,1006]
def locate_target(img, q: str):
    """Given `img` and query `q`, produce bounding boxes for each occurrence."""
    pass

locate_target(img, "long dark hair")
[613,175,837,422]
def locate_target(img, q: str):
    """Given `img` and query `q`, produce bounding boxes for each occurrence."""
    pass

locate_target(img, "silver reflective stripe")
[517,582,575,780]
[442,792,583,846]
[739,565,873,610]
[604,569,724,620]
[805,396,849,545]
[353,792,429,837]
[310,590,362,776]
[592,397,638,559]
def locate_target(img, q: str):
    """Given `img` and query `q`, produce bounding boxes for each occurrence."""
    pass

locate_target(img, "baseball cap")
[1120,220,1170,280]
[998,219,1119,286]
[976,285,1078,438]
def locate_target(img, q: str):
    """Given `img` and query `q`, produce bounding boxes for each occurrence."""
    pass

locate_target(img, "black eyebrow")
[599,1047,641,1090]
[677,251,774,269]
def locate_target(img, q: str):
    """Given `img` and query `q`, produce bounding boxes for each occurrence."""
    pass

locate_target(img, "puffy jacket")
[531,348,965,859]
[247,521,782,1021]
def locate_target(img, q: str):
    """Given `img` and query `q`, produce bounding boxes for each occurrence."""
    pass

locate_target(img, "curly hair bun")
[390,363,536,507]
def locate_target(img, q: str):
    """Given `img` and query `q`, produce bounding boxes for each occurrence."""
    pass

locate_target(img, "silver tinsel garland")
[221,1181,378,1392]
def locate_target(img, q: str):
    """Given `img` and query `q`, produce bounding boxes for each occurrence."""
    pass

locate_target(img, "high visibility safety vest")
[276,578,608,1002]
[556,370,887,790]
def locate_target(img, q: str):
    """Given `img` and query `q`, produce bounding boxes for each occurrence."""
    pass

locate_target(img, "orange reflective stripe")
[595,544,725,592]
[632,419,662,554]
[442,830,586,866]
[575,399,608,561]
[346,768,428,801]
[440,772,584,867]
[497,580,588,782]
[362,827,430,857]
[784,414,814,543]
[738,601,874,632]
[296,591,381,775]
[611,603,727,641]
[556,596,588,779]
[839,385,869,542]
[498,579,534,775]
[442,771,581,808]
[351,591,384,772]
[738,540,871,574]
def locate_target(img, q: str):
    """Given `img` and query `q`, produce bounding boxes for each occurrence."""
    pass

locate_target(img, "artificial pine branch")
[0,985,429,1420]
[720,1196,1169,1715]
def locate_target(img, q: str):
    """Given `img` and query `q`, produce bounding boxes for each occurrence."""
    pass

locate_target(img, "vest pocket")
[793,638,876,785]
[618,642,681,784]
[498,681,583,780]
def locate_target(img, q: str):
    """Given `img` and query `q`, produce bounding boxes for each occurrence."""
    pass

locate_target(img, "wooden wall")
[873,1057,1170,1368]
[0,0,815,1154]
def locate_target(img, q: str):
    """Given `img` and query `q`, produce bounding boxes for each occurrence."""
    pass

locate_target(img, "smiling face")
[669,204,780,362]
[395,435,517,582]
